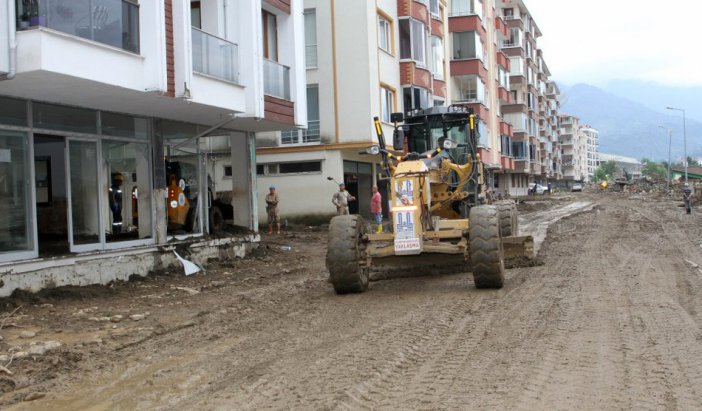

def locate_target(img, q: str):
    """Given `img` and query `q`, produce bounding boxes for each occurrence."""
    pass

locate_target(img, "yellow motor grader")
[326,106,534,294]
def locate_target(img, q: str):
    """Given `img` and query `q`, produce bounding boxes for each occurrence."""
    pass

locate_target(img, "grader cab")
[325,106,534,294]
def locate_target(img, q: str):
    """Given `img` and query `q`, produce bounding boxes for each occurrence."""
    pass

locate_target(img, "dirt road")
[2,192,702,410]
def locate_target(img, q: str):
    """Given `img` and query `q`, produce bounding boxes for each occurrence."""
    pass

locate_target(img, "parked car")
[529,183,547,195]
[571,183,583,192]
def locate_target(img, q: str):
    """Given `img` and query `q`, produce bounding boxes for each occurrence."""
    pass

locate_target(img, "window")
[429,0,440,17]
[399,19,426,65]
[378,16,391,53]
[501,135,512,156]
[279,161,322,174]
[477,120,490,147]
[512,141,527,159]
[258,162,322,175]
[281,85,320,144]
[262,10,278,60]
[509,57,524,76]
[381,87,394,123]
[431,36,444,80]
[403,86,429,113]
[224,166,233,177]
[191,1,201,29]
[504,28,522,48]
[502,7,514,19]
[453,75,484,103]
[452,31,483,61]
[450,0,483,17]
[304,9,318,68]
[0,131,33,256]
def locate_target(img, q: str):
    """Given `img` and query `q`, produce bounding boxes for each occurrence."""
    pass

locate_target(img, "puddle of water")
[519,201,595,254]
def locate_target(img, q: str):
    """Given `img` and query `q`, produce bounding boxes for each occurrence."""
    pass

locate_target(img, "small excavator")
[325,106,535,294]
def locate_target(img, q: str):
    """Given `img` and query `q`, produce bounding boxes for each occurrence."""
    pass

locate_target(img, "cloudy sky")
[523,0,702,87]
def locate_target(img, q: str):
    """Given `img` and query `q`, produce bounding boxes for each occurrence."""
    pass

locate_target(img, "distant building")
[598,153,642,180]
[671,166,702,181]
[582,126,599,181]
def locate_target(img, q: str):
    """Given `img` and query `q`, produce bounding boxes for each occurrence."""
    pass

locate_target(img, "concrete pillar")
[230,132,258,231]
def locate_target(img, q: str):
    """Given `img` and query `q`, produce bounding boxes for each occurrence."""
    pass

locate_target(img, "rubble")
[28,341,63,355]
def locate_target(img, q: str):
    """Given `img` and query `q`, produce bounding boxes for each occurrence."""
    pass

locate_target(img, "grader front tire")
[469,205,505,289]
[326,215,369,294]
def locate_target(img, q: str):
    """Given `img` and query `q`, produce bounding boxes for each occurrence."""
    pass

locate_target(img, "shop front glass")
[161,121,205,236]
[0,130,34,259]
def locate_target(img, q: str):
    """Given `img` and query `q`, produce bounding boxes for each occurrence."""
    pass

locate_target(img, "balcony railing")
[18,0,140,53]
[264,59,291,100]
[306,45,318,68]
[192,27,239,83]
[281,120,321,145]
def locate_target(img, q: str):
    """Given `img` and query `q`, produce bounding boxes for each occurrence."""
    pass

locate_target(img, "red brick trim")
[264,95,295,125]
[164,0,175,97]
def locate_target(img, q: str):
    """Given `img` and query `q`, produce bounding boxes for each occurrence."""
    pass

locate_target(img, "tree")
[594,160,616,181]
[641,159,667,181]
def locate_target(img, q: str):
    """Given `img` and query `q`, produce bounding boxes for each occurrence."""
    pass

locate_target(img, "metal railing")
[192,27,239,83]
[263,59,291,100]
[306,45,318,68]
[20,0,140,53]
[281,120,321,145]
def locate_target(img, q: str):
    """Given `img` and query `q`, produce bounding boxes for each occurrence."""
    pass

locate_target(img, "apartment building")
[255,0,451,220]
[497,0,562,196]
[0,0,306,295]
[582,125,599,181]
[558,114,590,183]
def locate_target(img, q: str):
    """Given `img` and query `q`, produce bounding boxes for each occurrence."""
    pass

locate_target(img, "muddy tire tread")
[469,205,505,289]
[326,215,369,294]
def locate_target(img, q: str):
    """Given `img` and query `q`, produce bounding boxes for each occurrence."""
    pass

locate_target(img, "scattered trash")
[685,259,699,269]
[280,246,292,251]
[174,286,201,296]
[174,251,202,276]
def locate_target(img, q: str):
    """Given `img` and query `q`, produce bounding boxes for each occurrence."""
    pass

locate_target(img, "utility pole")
[666,107,687,184]
[658,125,672,191]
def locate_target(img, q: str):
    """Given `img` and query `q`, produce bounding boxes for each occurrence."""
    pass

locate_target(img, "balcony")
[281,120,321,145]
[263,59,291,100]
[192,28,239,83]
[18,0,140,53]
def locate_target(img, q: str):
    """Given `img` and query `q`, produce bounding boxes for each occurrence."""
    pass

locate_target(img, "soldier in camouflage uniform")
[265,186,281,234]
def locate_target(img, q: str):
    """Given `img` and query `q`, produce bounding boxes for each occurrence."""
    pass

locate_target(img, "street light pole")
[666,106,688,184]
[659,125,672,191]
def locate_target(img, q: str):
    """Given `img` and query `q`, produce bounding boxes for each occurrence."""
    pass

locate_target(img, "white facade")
[559,114,589,182]
[255,0,451,221]
[581,126,599,181]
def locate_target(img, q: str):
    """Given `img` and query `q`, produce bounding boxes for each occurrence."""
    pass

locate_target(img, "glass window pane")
[0,97,27,126]
[103,140,152,242]
[0,131,32,253]
[399,20,411,59]
[307,86,320,121]
[101,112,149,139]
[69,141,100,245]
[33,102,97,134]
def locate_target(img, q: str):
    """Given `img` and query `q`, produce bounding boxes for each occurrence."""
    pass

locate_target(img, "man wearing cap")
[265,186,281,234]
[332,183,355,215]
[109,173,124,234]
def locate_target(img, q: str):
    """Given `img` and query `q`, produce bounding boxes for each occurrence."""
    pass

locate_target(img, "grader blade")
[502,235,536,268]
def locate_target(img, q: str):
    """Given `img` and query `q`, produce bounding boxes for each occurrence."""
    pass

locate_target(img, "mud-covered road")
[2,192,702,410]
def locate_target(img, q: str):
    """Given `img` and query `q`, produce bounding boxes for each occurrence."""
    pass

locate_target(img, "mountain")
[559,83,702,161]
[603,80,702,124]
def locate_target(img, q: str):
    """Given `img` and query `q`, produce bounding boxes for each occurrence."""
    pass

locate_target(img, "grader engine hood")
[391,161,430,255]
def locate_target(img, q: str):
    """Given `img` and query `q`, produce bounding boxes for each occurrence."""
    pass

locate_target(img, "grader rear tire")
[469,205,505,289]
[495,200,518,237]
[326,215,369,294]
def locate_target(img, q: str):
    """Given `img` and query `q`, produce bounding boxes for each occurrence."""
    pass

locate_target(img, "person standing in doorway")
[371,185,383,233]
[265,186,281,234]
[109,173,124,234]
[332,183,355,215]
